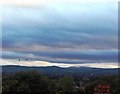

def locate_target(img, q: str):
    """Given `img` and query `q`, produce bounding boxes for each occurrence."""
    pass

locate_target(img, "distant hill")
[2,65,119,76]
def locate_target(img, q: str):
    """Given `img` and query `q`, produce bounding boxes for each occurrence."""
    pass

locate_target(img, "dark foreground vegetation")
[2,70,120,94]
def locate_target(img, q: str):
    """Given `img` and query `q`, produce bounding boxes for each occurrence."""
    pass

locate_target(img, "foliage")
[2,71,120,94]
[59,77,74,93]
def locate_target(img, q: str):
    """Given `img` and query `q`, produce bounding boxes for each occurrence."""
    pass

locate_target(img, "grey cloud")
[2,50,118,64]
[2,3,118,65]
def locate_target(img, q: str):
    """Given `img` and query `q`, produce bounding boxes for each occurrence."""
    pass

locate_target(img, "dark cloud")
[2,50,118,64]
[2,23,117,50]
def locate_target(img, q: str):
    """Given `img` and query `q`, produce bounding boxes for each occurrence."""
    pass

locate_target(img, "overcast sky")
[1,0,119,68]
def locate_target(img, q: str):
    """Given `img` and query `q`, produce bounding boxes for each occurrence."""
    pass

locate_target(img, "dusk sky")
[1,0,119,68]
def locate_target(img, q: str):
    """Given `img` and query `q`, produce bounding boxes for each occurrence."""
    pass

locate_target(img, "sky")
[1,0,119,68]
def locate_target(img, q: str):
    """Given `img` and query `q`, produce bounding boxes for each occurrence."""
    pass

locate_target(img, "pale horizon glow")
[1,59,119,69]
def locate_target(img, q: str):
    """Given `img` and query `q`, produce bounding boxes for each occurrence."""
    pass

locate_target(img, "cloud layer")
[2,1,118,68]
